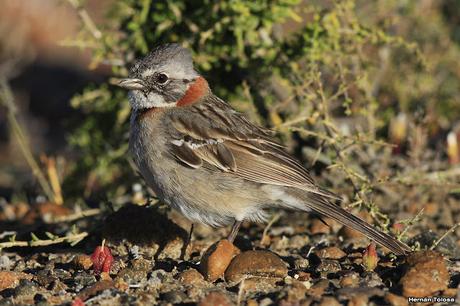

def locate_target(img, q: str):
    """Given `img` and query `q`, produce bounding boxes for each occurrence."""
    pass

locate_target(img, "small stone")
[443,288,458,297]
[247,300,258,306]
[297,272,311,282]
[310,219,330,235]
[339,226,365,240]
[315,246,346,260]
[200,240,240,282]
[14,279,38,298]
[293,257,310,270]
[348,294,368,306]
[198,291,234,306]
[178,268,206,286]
[400,251,449,297]
[114,278,129,291]
[339,272,360,288]
[360,271,383,287]
[160,236,184,259]
[289,235,310,249]
[73,255,93,270]
[0,271,33,291]
[163,290,187,303]
[317,296,340,306]
[77,280,114,301]
[284,280,309,302]
[240,277,278,292]
[307,279,329,298]
[224,250,287,284]
[316,259,341,274]
[385,293,408,306]
[117,267,147,284]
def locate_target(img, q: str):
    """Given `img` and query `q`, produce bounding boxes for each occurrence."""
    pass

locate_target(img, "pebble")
[77,280,114,301]
[293,257,310,270]
[348,293,368,306]
[339,226,365,240]
[198,291,234,306]
[317,296,341,306]
[288,235,310,249]
[14,279,38,298]
[0,271,33,291]
[385,292,408,306]
[200,240,240,282]
[177,268,206,286]
[400,250,449,297]
[163,290,188,303]
[284,280,309,302]
[316,259,341,274]
[360,272,383,288]
[309,219,331,235]
[239,277,278,292]
[73,255,93,270]
[315,246,346,260]
[0,255,12,270]
[224,250,287,284]
[307,279,329,298]
[339,272,359,288]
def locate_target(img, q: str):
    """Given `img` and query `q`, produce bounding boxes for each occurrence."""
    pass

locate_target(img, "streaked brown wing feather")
[168,95,338,199]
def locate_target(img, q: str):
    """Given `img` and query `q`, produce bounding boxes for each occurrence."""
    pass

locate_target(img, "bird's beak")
[116,78,145,90]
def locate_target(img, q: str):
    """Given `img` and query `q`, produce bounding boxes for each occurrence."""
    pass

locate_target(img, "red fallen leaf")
[90,240,113,274]
[362,242,379,271]
[71,297,85,306]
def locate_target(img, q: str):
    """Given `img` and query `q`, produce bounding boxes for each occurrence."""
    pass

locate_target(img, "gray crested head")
[118,44,200,110]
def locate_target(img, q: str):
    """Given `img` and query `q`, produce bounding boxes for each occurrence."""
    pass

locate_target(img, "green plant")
[65,0,460,237]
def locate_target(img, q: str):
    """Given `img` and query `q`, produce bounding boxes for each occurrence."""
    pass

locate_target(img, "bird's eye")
[156,73,169,84]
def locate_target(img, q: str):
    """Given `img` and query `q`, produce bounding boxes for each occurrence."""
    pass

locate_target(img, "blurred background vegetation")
[0,0,459,236]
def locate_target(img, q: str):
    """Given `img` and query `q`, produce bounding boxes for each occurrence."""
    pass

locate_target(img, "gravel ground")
[0,196,459,305]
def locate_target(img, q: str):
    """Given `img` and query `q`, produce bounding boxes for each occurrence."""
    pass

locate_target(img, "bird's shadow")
[101,204,188,260]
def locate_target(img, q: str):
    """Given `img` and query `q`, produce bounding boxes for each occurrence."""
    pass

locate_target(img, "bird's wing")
[167,96,411,255]
[167,96,339,199]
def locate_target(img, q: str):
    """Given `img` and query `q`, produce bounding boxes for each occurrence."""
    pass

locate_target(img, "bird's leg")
[180,223,194,260]
[227,220,242,243]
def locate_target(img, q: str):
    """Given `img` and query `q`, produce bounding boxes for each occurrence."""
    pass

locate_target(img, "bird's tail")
[302,193,411,255]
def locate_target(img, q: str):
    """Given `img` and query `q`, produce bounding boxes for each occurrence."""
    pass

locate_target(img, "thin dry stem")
[0,79,56,202]
[0,232,88,250]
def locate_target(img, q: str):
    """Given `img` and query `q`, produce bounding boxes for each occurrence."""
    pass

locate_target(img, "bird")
[116,43,411,256]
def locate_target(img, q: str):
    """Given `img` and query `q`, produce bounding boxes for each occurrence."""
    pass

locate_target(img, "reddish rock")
[310,219,330,235]
[348,294,368,306]
[340,272,360,288]
[307,279,329,298]
[315,246,346,259]
[198,291,234,306]
[200,240,240,282]
[0,271,33,291]
[77,280,114,301]
[317,296,340,306]
[224,250,287,284]
[114,278,129,291]
[400,251,449,297]
[71,298,85,306]
[385,293,408,306]
[339,226,365,240]
[284,280,309,302]
[178,268,206,286]
[73,254,93,270]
